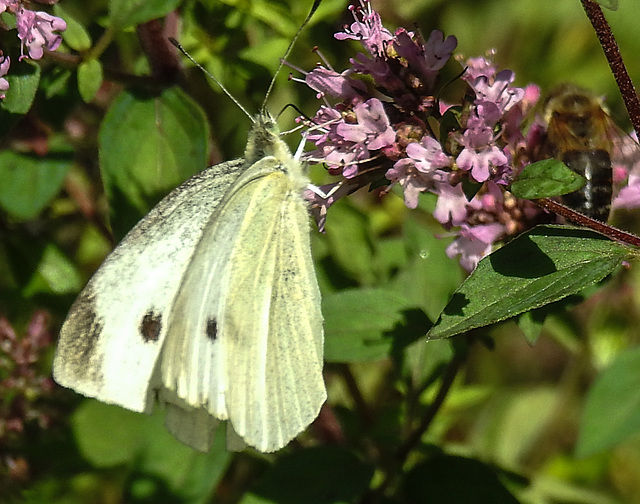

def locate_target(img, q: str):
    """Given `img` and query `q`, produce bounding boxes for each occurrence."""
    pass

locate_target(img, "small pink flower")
[433,181,468,226]
[0,0,18,15]
[386,135,453,208]
[456,119,509,183]
[386,158,435,209]
[405,136,452,173]
[336,98,396,151]
[305,66,367,100]
[462,54,497,83]
[16,8,67,60]
[613,174,640,210]
[335,0,394,56]
[393,29,457,89]
[0,52,10,98]
[446,223,505,271]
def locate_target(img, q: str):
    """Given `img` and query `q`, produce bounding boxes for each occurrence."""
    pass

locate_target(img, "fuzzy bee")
[540,84,626,222]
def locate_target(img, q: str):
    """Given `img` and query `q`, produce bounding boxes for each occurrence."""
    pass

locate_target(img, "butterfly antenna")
[261,0,322,111]
[169,37,254,123]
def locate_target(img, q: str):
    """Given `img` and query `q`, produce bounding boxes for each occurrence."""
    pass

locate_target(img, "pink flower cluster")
[0,311,56,484]
[295,0,639,270]
[0,0,67,97]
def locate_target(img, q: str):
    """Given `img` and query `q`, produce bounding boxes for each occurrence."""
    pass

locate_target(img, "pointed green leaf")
[72,399,230,500]
[594,0,618,10]
[1,59,40,114]
[72,400,147,467]
[510,159,585,199]
[44,68,73,99]
[428,225,635,340]
[55,4,92,51]
[98,87,209,239]
[577,348,640,457]
[323,288,427,362]
[0,151,71,219]
[22,244,83,297]
[78,59,103,103]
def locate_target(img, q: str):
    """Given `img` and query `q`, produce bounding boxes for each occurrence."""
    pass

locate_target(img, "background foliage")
[3,0,640,503]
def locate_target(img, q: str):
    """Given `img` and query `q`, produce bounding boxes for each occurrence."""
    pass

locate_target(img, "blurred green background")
[4,0,640,503]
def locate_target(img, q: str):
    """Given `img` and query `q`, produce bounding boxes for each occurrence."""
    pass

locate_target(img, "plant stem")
[580,0,640,137]
[534,198,640,247]
[395,351,464,463]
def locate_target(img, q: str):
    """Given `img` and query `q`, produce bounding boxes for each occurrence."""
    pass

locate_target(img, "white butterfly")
[53,112,326,453]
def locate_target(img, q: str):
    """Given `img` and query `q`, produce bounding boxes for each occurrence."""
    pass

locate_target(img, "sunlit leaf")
[428,225,634,340]
[510,159,585,199]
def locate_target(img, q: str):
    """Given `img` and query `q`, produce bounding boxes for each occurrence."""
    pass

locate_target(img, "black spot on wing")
[206,319,217,340]
[140,312,162,342]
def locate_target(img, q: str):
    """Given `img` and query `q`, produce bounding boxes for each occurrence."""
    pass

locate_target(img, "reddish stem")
[534,198,640,247]
[580,0,640,137]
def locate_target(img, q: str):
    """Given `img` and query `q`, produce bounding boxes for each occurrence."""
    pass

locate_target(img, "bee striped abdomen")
[561,149,612,221]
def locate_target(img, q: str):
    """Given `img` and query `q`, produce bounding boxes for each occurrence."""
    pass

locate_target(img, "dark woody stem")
[580,0,640,137]
[534,198,640,247]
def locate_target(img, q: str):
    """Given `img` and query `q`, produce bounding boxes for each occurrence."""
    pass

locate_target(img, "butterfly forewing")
[53,160,246,413]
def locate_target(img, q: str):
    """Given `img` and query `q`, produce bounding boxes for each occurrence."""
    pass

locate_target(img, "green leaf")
[22,244,83,297]
[77,59,103,103]
[516,309,545,345]
[72,400,148,467]
[0,151,71,219]
[2,59,40,113]
[324,288,427,362]
[109,0,182,29]
[44,68,73,99]
[594,0,618,10]
[0,59,41,136]
[391,216,464,321]
[516,297,583,345]
[510,159,585,199]
[324,201,376,285]
[72,399,230,500]
[98,87,209,239]
[403,455,520,503]
[241,446,373,504]
[576,347,640,457]
[55,4,92,51]
[137,413,230,501]
[428,225,634,340]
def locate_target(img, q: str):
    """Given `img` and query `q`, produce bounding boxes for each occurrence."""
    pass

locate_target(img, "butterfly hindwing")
[224,166,325,451]
[161,130,325,452]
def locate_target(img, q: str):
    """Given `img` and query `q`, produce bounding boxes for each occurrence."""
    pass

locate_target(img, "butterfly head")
[244,111,291,164]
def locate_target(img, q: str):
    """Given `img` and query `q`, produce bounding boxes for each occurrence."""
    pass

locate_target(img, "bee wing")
[161,157,325,453]
[53,159,246,414]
